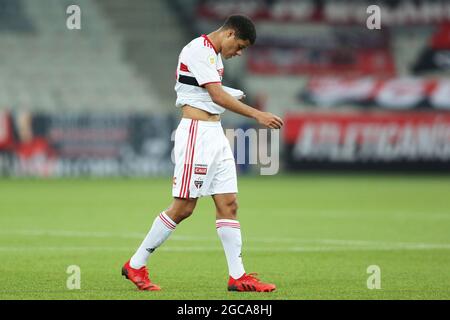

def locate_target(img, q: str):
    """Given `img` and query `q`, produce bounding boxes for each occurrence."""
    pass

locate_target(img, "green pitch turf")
[0,175,449,300]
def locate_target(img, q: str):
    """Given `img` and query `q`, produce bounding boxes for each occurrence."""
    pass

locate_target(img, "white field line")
[0,229,449,251]
[0,244,449,252]
[282,209,450,221]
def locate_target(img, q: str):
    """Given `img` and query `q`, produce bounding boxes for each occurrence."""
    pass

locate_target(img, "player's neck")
[206,31,222,54]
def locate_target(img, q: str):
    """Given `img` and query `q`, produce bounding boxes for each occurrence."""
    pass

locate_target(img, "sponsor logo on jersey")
[209,55,216,65]
[194,164,208,175]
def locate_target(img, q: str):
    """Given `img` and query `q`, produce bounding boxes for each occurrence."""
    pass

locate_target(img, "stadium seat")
[0,0,161,113]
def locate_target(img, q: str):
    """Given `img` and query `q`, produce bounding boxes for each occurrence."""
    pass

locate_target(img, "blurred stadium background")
[1,0,450,175]
[1,0,450,299]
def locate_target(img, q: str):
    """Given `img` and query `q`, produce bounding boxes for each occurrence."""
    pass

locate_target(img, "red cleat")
[121,260,161,291]
[228,273,276,292]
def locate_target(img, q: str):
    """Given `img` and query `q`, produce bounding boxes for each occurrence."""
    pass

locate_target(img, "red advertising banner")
[0,112,175,177]
[248,48,395,76]
[302,77,450,110]
[284,111,450,166]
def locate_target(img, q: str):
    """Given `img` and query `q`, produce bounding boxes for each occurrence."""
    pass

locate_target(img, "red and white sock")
[216,219,246,279]
[130,211,177,269]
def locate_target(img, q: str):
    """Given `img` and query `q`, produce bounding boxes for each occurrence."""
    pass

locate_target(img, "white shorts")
[172,118,238,199]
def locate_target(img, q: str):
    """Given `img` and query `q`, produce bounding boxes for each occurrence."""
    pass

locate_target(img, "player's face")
[221,32,251,59]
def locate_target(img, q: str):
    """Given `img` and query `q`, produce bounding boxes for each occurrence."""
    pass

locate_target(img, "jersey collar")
[201,34,219,54]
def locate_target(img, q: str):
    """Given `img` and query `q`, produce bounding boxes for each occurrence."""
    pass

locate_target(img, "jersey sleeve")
[184,46,221,87]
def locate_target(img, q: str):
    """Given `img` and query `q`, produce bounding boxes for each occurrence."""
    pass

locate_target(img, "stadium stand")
[1,0,450,177]
[2,0,450,115]
[0,0,33,31]
[95,0,191,110]
[190,0,450,115]
[0,0,163,113]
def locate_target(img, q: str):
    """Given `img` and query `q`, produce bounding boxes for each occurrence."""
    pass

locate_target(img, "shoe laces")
[244,273,260,282]
[137,267,150,282]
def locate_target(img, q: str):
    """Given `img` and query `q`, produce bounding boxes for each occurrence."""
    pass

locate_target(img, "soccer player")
[122,14,283,292]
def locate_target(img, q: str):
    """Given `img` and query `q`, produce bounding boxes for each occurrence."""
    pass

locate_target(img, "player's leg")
[213,192,238,220]
[210,129,275,292]
[123,197,197,291]
[127,117,197,269]
[129,197,197,269]
[213,192,245,278]
[165,196,198,224]
[213,192,276,292]
[123,118,202,290]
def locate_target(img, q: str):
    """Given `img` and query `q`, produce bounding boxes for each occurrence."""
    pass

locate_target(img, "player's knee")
[230,199,238,217]
[171,207,194,222]
[166,204,195,223]
[220,198,238,219]
[180,208,194,220]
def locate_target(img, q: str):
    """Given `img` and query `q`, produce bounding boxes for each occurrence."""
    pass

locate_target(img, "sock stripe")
[216,226,240,229]
[159,213,176,230]
[163,213,177,228]
[216,222,240,226]
[159,218,175,230]
[216,222,240,229]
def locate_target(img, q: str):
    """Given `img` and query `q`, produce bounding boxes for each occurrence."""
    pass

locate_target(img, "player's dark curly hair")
[222,14,256,45]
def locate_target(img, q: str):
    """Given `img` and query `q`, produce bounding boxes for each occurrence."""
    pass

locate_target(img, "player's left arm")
[205,83,283,129]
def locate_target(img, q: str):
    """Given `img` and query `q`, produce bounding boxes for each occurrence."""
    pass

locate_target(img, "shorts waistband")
[178,118,222,128]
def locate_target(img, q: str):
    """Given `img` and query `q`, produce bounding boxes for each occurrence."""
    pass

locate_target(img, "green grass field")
[0,175,449,300]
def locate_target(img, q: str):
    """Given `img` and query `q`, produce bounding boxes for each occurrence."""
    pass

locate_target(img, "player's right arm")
[205,83,284,129]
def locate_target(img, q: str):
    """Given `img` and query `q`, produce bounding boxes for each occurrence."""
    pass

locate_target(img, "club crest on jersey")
[194,180,203,189]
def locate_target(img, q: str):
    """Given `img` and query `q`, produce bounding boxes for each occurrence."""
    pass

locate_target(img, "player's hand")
[255,111,284,129]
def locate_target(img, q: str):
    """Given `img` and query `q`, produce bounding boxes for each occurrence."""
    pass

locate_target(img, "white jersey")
[175,35,244,114]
